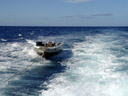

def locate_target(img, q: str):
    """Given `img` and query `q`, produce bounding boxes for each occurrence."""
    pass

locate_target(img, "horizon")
[0,25,128,27]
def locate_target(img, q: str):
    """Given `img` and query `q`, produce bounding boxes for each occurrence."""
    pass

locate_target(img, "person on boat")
[46,41,55,47]
[51,41,56,46]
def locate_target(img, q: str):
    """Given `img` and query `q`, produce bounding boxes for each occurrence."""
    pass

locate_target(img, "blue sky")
[0,0,127,26]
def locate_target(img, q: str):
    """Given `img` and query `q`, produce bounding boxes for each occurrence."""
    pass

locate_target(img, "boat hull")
[36,50,62,59]
[34,42,63,59]
[43,51,61,59]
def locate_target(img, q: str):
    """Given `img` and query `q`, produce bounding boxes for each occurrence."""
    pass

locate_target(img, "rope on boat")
[3,56,41,83]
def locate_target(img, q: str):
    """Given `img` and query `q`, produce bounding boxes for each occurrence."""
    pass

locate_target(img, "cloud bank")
[87,13,113,18]
[65,16,74,18]
[64,13,113,19]
[62,0,91,3]
[91,13,113,17]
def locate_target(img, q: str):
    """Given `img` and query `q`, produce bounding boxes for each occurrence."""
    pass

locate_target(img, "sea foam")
[40,32,128,96]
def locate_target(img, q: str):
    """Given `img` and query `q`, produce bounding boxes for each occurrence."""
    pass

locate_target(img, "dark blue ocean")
[0,26,128,96]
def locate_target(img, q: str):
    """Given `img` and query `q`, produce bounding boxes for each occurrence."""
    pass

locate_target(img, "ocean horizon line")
[0,25,128,28]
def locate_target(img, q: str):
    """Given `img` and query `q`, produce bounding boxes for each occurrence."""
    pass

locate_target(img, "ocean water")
[0,26,128,96]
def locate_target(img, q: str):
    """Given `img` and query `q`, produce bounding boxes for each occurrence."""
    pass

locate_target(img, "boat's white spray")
[40,32,128,96]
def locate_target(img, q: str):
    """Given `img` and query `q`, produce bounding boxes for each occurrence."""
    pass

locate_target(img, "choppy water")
[0,27,128,96]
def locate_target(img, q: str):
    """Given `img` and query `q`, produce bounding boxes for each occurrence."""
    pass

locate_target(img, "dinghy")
[34,41,63,59]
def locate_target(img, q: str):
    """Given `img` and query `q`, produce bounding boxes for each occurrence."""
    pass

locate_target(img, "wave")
[1,27,128,96]
[40,32,128,96]
[0,39,41,95]
[1,39,7,42]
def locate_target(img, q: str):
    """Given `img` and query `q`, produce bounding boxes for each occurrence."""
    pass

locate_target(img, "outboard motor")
[36,42,44,46]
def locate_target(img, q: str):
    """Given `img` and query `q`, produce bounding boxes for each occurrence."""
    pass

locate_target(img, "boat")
[34,41,63,59]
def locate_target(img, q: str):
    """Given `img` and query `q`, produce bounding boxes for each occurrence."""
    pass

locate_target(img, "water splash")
[40,32,128,96]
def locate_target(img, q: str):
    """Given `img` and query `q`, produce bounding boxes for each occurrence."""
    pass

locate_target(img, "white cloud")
[62,0,91,3]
